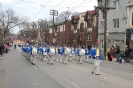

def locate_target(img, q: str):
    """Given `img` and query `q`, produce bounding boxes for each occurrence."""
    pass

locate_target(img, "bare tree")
[0,9,29,43]
[54,11,79,23]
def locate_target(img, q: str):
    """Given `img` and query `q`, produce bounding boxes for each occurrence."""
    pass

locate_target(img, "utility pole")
[50,10,58,44]
[96,0,115,59]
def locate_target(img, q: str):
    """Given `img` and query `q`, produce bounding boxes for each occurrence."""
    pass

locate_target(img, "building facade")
[98,0,128,51]
[48,21,72,45]
[71,10,98,46]
[126,0,133,48]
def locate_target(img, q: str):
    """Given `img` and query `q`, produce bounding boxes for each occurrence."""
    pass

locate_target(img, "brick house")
[48,21,72,45]
[71,10,98,46]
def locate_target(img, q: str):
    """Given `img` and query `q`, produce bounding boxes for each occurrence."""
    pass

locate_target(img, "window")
[73,34,77,41]
[52,28,55,33]
[88,32,93,41]
[114,40,120,47]
[101,40,104,49]
[113,19,119,28]
[87,15,93,28]
[63,26,64,31]
[108,40,111,43]
[58,27,60,32]
[114,0,119,10]
[74,23,77,30]
[80,22,84,32]
[100,21,104,30]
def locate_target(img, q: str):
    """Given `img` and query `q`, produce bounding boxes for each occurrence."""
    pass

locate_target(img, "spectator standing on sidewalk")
[124,47,130,63]
[109,48,114,61]
[0,43,3,59]
[116,46,120,62]
[107,46,110,61]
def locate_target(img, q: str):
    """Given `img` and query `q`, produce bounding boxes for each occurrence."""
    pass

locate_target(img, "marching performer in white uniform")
[31,45,37,65]
[92,44,102,75]
[77,46,85,64]
[54,45,59,62]
[63,45,71,64]
[48,45,55,65]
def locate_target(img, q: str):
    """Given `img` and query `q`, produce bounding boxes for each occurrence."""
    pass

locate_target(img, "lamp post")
[38,19,42,43]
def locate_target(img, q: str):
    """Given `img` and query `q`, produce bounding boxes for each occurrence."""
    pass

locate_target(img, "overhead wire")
[69,0,93,11]
[59,0,84,12]
[59,0,87,12]
[33,0,52,20]
[20,0,43,6]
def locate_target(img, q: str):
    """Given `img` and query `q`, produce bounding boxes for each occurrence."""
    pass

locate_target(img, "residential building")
[98,0,128,51]
[48,21,72,45]
[126,0,133,48]
[71,10,98,46]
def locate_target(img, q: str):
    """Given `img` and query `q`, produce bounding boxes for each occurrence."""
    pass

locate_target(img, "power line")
[20,0,43,6]
[69,0,93,11]
[58,0,79,11]
[33,0,52,20]
[20,0,71,8]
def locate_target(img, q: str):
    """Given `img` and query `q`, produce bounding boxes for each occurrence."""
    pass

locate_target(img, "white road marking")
[32,65,38,70]
[33,83,38,85]
[58,75,79,88]
[44,67,79,88]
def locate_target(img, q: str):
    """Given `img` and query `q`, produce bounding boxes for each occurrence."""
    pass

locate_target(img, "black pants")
[108,52,112,61]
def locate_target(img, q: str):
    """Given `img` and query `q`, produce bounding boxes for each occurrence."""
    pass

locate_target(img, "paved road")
[0,46,133,88]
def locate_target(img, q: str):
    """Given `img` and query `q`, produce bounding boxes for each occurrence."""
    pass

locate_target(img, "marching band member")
[68,46,74,62]
[77,46,85,64]
[43,45,49,62]
[89,45,96,64]
[75,46,78,60]
[38,46,42,59]
[58,45,65,63]
[31,45,37,65]
[42,45,46,61]
[84,47,89,63]
[27,45,31,60]
[40,46,43,60]
[63,45,71,64]
[70,46,76,61]
[92,44,102,75]
[48,45,55,65]
[37,45,40,59]
[55,45,59,62]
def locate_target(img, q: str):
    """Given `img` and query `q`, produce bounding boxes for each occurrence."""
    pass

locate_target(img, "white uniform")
[63,47,71,64]
[78,48,85,64]
[48,47,55,65]
[31,47,37,65]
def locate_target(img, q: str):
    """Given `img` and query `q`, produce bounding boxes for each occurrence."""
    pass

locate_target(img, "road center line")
[32,65,38,70]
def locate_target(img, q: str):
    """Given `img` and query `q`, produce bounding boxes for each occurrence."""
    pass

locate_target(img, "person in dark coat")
[116,46,120,62]
[0,44,3,58]
[124,47,130,63]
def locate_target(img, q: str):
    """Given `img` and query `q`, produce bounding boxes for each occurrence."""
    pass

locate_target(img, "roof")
[74,15,80,19]
[87,10,96,15]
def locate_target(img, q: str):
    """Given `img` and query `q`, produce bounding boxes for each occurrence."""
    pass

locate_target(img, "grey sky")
[0,0,97,33]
